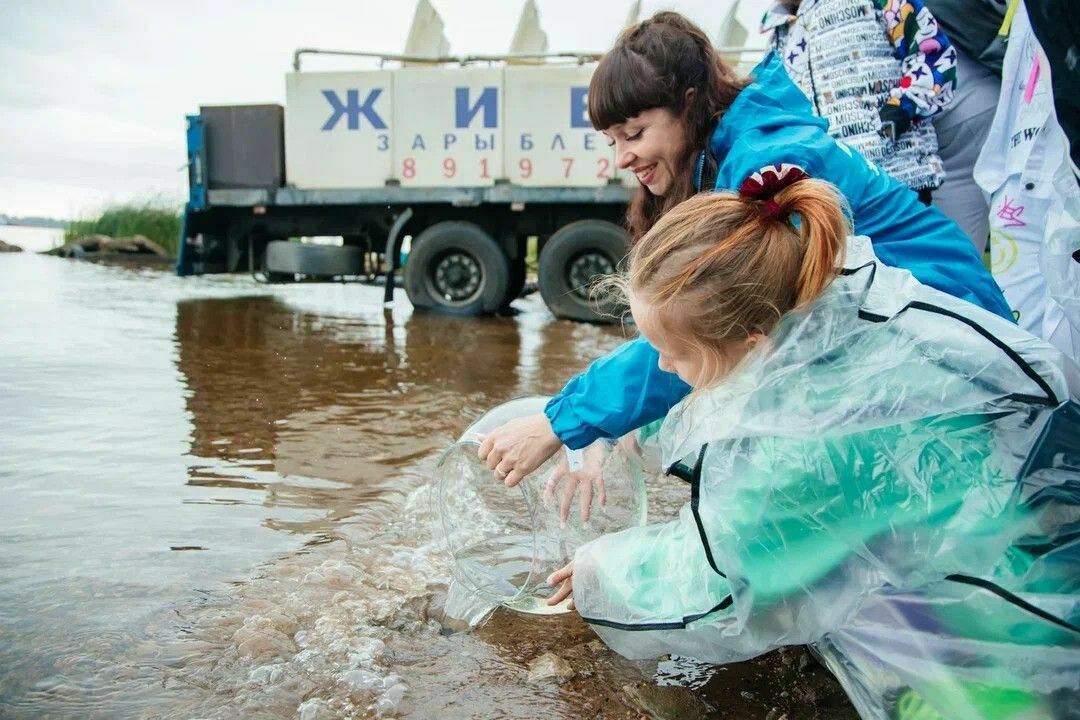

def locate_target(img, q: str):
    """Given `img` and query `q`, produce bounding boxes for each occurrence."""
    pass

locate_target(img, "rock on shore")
[472,609,859,719]
[46,234,170,259]
[0,239,23,252]
[44,234,173,267]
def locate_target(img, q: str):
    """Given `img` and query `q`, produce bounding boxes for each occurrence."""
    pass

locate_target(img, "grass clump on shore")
[66,203,182,257]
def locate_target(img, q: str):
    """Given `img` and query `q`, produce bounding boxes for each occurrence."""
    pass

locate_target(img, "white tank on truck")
[178,0,760,322]
[283,63,620,191]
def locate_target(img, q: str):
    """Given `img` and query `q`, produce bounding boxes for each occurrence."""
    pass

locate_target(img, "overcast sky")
[0,0,771,219]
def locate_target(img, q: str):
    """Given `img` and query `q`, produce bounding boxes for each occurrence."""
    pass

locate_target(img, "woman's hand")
[477,412,562,488]
[546,562,574,608]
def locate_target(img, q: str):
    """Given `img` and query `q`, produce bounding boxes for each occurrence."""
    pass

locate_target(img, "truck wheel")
[264,240,363,277]
[538,220,629,322]
[404,222,510,316]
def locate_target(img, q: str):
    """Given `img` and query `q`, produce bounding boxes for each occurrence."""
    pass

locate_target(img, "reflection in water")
[174,297,541,538]
[176,297,532,474]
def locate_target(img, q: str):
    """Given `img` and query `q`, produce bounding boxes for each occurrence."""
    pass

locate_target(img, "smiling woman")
[588,12,746,240]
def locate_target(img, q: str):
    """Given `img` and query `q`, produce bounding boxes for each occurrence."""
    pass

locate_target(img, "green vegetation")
[66,202,182,257]
[526,235,539,276]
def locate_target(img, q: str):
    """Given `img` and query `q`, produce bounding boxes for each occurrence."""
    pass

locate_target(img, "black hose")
[383,208,414,305]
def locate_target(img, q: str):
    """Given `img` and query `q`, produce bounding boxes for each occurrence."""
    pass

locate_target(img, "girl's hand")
[546,562,574,608]
[477,413,562,488]
[543,443,608,523]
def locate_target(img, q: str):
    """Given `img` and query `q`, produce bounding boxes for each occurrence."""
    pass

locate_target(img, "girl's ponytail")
[770,181,848,307]
[737,165,847,309]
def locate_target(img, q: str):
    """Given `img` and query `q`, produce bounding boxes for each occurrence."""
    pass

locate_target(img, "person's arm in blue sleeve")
[544,335,691,449]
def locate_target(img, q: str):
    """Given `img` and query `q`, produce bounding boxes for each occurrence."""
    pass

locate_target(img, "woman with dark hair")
[479,11,1014,487]
[585,12,748,241]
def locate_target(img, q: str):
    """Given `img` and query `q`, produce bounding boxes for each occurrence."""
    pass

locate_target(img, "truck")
[177,0,758,322]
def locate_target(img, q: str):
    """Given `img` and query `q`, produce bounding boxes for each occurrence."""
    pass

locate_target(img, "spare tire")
[537,220,629,323]
[404,222,510,316]
[264,240,363,277]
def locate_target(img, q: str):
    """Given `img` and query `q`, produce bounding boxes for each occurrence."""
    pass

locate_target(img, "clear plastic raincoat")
[573,236,1080,720]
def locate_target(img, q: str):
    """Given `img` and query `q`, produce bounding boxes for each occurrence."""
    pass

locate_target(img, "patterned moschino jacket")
[762,0,958,191]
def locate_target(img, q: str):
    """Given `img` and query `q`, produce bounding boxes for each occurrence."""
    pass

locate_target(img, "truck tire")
[264,240,363,277]
[404,222,510,316]
[537,220,629,322]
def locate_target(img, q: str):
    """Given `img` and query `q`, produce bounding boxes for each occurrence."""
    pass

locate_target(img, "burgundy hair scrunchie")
[738,164,809,219]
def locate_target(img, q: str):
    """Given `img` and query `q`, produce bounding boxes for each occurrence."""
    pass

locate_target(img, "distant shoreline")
[0,219,69,230]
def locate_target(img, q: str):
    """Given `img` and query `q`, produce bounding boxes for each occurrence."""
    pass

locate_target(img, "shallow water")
[0,253,854,719]
[0,252,615,718]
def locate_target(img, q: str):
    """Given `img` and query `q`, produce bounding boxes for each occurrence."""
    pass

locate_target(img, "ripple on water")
[118,478,598,719]
[9,258,744,718]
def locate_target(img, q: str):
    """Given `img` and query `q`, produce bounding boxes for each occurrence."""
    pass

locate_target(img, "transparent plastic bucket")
[434,396,648,615]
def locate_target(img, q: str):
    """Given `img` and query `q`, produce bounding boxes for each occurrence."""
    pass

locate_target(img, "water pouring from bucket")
[434,397,649,620]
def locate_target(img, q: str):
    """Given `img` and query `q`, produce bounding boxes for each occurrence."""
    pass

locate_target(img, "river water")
[0,248,853,719]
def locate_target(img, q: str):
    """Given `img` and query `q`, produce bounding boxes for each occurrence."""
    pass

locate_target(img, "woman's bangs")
[587,48,670,130]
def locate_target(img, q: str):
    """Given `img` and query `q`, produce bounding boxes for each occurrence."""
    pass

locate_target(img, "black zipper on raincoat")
[580,446,735,632]
[688,444,727,579]
[665,445,726,579]
[943,574,1080,636]
[582,595,734,631]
